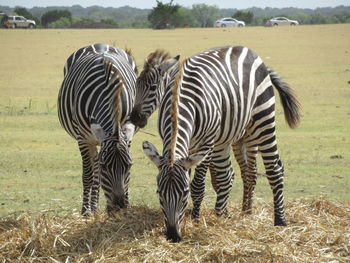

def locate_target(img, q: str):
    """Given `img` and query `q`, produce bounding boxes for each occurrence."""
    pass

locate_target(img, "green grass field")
[0,25,349,217]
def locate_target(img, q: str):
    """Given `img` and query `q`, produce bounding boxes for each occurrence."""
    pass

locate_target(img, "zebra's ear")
[158,55,180,76]
[122,122,136,142]
[180,152,207,170]
[91,123,107,142]
[143,141,161,167]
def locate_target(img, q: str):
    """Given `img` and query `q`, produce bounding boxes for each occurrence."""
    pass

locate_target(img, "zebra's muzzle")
[130,108,148,128]
[106,195,128,214]
[165,224,182,242]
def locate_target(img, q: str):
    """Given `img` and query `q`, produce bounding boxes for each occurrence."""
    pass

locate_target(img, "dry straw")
[0,198,349,262]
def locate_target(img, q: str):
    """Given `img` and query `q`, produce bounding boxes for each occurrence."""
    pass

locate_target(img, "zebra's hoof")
[81,207,92,217]
[191,213,200,219]
[274,217,287,226]
[215,208,228,217]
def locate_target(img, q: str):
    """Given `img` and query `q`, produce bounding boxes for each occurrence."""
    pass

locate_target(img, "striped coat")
[143,46,300,241]
[58,44,137,214]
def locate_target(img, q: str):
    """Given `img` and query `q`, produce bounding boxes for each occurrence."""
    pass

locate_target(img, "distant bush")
[41,10,72,27]
[71,20,117,28]
[48,17,71,28]
[101,18,118,27]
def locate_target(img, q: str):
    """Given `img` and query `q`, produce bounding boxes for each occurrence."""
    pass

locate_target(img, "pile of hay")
[1,198,349,262]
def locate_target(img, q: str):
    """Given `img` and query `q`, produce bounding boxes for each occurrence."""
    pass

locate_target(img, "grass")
[0,25,349,218]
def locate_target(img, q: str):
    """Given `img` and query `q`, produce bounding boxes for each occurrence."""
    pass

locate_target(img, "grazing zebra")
[131,49,287,217]
[58,44,137,215]
[142,46,301,242]
[129,49,180,128]
[131,49,266,216]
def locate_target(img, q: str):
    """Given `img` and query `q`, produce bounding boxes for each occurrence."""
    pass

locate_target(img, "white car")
[266,17,299,26]
[6,16,36,28]
[214,17,245,28]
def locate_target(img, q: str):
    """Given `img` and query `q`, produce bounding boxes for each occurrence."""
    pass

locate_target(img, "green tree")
[291,13,311,25]
[171,7,196,28]
[148,0,181,29]
[233,10,254,25]
[191,4,220,27]
[41,10,72,27]
[14,7,34,19]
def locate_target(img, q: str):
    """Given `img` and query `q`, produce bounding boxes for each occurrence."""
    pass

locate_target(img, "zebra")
[130,49,265,216]
[58,44,137,215]
[142,45,301,242]
[129,49,180,129]
[130,49,280,217]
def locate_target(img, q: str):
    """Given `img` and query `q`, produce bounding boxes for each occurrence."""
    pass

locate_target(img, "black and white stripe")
[143,46,301,241]
[58,44,137,215]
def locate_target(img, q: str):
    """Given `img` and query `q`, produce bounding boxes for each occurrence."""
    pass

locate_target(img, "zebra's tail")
[267,67,301,129]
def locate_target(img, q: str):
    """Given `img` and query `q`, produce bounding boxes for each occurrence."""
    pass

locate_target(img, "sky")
[1,0,349,9]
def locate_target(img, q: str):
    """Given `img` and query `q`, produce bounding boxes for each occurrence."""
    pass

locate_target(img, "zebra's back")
[64,44,136,76]
[160,46,272,155]
[58,44,137,143]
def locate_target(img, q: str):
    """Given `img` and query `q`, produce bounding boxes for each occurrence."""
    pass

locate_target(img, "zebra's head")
[91,122,135,213]
[130,50,180,129]
[142,141,206,242]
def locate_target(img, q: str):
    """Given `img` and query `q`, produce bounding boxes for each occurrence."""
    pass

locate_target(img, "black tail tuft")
[267,67,301,129]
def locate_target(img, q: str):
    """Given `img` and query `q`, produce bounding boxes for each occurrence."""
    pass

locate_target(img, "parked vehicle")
[3,15,36,28]
[266,17,299,26]
[214,17,245,27]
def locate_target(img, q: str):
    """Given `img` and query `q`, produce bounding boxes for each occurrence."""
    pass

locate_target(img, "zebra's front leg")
[90,154,100,213]
[210,147,234,216]
[190,158,210,219]
[78,140,97,216]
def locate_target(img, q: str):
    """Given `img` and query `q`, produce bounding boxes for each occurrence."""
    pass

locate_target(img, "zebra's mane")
[124,48,138,74]
[168,60,184,166]
[114,78,124,125]
[124,47,133,58]
[142,49,171,73]
[104,57,124,125]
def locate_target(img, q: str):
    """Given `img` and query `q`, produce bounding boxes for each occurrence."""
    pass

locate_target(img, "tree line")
[1,1,349,29]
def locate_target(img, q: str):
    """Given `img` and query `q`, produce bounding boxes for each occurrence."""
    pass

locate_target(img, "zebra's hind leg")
[90,154,100,213]
[210,146,234,216]
[190,157,210,218]
[233,142,258,214]
[261,145,287,226]
[78,140,97,216]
